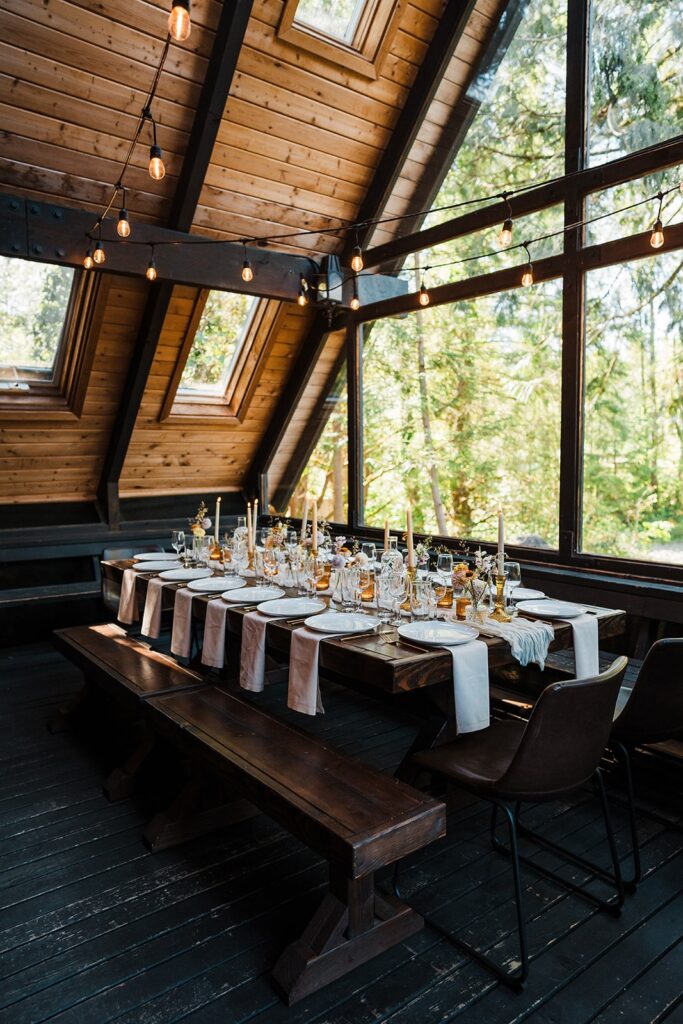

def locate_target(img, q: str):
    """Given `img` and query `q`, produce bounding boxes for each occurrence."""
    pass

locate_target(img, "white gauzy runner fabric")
[171,586,194,659]
[141,577,177,638]
[564,614,599,679]
[287,627,333,716]
[201,598,230,669]
[239,611,269,692]
[118,568,139,624]
[476,617,554,668]
[449,640,490,734]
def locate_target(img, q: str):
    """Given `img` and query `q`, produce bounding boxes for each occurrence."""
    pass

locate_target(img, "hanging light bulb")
[168,0,191,42]
[350,276,360,311]
[117,207,131,238]
[498,217,513,247]
[350,244,364,273]
[298,274,308,306]
[241,243,254,282]
[521,242,533,286]
[650,192,665,249]
[146,254,157,281]
[149,144,165,180]
[83,247,94,270]
[418,281,430,306]
[93,240,106,265]
[650,218,664,249]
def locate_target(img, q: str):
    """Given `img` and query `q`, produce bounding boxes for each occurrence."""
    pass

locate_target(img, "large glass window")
[178,291,257,395]
[0,256,74,383]
[588,0,683,167]
[362,279,563,547]
[582,254,683,564]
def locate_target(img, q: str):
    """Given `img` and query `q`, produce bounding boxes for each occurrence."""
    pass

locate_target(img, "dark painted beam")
[244,309,346,500]
[341,0,478,264]
[97,0,256,525]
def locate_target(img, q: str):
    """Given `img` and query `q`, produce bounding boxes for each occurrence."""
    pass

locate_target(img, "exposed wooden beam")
[363,134,683,270]
[341,0,478,264]
[0,192,313,299]
[244,309,345,500]
[96,0,256,525]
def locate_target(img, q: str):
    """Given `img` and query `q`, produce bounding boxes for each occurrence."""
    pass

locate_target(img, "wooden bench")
[145,685,447,1004]
[52,623,207,798]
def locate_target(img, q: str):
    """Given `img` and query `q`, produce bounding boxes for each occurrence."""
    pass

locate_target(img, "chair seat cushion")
[413,720,526,795]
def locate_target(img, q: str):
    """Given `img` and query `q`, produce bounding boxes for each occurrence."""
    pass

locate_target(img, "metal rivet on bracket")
[29,204,39,215]
[32,244,43,255]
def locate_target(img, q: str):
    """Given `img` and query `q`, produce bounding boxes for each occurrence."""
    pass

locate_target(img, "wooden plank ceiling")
[0,0,497,505]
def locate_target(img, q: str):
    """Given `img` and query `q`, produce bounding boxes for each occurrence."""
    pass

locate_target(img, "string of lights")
[79,1,683,308]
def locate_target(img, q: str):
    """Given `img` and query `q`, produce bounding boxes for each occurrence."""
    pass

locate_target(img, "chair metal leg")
[611,741,642,891]
[495,771,624,916]
[396,799,529,990]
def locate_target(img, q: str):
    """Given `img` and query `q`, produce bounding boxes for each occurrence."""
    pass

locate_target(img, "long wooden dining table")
[101,559,627,765]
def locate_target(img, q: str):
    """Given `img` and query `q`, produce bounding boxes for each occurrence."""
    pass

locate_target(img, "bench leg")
[142,779,259,853]
[271,868,423,1005]
[103,733,156,802]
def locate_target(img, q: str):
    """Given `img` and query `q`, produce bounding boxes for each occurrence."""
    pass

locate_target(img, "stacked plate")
[158,567,213,582]
[302,611,381,634]
[516,599,586,619]
[132,560,181,572]
[133,552,179,562]
[397,621,478,646]
[222,586,286,604]
[187,577,247,593]
[256,597,325,617]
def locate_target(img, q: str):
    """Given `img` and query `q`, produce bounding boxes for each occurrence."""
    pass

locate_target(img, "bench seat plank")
[147,686,446,880]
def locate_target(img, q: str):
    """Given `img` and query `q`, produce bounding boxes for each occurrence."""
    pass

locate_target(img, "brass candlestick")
[401,565,417,612]
[489,573,511,622]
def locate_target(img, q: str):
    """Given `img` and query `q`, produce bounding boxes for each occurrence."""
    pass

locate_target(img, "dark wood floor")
[1,640,682,1024]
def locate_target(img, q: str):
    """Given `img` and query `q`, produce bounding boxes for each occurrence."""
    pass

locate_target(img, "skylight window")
[178,290,258,395]
[0,256,75,384]
[293,0,367,43]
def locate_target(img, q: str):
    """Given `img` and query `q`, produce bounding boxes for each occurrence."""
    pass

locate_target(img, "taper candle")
[312,500,318,554]
[253,498,258,548]
[497,507,505,575]
[300,494,309,543]
[406,506,415,569]
[215,497,221,542]
[246,502,253,553]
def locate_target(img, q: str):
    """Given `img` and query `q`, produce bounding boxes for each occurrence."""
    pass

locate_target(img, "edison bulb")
[241,260,253,283]
[83,250,94,270]
[350,245,364,273]
[168,0,191,41]
[117,209,131,238]
[521,266,534,287]
[146,260,157,281]
[418,284,430,307]
[498,218,513,247]
[93,242,105,265]
[350,294,360,310]
[298,289,308,306]
[149,145,166,181]
[650,219,664,249]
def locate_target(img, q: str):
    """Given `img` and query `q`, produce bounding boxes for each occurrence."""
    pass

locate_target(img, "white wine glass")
[171,529,185,562]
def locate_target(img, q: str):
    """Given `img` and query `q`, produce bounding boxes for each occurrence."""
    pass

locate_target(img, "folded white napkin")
[566,614,599,679]
[171,586,194,659]
[239,611,269,692]
[475,617,554,668]
[118,568,140,624]
[288,627,330,716]
[449,640,490,734]
[141,577,175,638]
[201,598,229,669]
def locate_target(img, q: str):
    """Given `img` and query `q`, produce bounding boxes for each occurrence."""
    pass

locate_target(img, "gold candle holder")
[247,548,255,571]
[360,569,375,602]
[489,573,511,622]
[401,565,417,611]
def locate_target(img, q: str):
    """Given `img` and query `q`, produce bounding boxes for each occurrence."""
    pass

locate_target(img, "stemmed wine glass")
[388,571,406,626]
[361,542,377,566]
[504,561,522,604]
[171,529,186,564]
[436,552,453,585]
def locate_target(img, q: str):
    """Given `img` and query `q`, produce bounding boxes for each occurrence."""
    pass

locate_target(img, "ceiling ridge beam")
[97,0,256,526]
[341,0,478,263]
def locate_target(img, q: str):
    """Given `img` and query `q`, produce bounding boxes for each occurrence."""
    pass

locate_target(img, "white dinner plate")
[158,567,213,582]
[222,586,286,603]
[133,552,178,562]
[256,598,326,617]
[186,577,247,593]
[398,621,479,646]
[303,611,381,634]
[512,587,545,601]
[132,560,182,573]
[516,599,586,619]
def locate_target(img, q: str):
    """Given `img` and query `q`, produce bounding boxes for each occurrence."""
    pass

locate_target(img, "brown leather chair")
[395,656,628,989]
[610,638,683,889]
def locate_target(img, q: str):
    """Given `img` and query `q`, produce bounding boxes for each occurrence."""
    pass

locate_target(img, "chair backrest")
[611,638,683,746]
[497,656,628,800]
[101,544,164,615]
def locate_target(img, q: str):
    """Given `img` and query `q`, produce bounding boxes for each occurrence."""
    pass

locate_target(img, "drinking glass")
[304,556,325,598]
[171,529,185,563]
[410,580,431,621]
[339,567,361,612]
[199,538,213,569]
[361,542,377,566]
[436,552,453,583]
[263,546,279,588]
[286,530,299,552]
[387,571,407,626]
[504,561,522,595]
[376,574,394,624]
